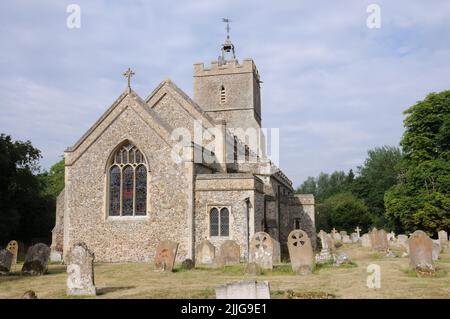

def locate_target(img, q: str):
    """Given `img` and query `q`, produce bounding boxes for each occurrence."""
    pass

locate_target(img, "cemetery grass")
[1,245,450,299]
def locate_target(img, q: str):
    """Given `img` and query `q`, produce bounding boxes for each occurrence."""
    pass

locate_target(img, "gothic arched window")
[209,206,230,237]
[108,143,147,217]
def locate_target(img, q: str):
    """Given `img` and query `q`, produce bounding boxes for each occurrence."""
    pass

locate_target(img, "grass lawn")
[1,244,449,299]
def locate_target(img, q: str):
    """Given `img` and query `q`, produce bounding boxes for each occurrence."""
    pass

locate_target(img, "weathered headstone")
[66,242,96,296]
[438,230,448,250]
[355,226,361,238]
[361,234,371,248]
[316,231,333,264]
[250,232,273,270]
[154,240,179,272]
[0,249,13,274]
[181,258,195,270]
[216,280,270,299]
[369,228,388,251]
[409,230,434,272]
[219,240,240,265]
[339,231,347,237]
[195,240,215,265]
[287,229,313,275]
[397,234,409,251]
[6,240,18,265]
[350,233,359,243]
[387,232,396,243]
[244,262,263,275]
[272,239,281,264]
[342,235,352,244]
[331,228,342,241]
[432,240,440,261]
[21,243,50,275]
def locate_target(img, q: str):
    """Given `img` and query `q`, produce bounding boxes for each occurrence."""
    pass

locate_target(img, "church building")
[51,26,315,263]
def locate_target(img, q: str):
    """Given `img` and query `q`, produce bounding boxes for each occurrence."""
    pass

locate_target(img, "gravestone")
[272,239,281,264]
[369,228,388,251]
[350,233,359,243]
[397,234,409,251]
[154,240,179,272]
[339,231,347,237]
[195,240,215,265]
[287,229,313,275]
[438,230,448,250]
[219,240,240,265]
[432,240,440,261]
[387,232,396,243]
[355,226,361,238]
[0,249,13,274]
[409,230,434,272]
[316,231,333,264]
[216,280,270,299]
[342,235,352,244]
[244,262,263,275]
[331,228,342,241]
[361,234,371,248]
[249,232,273,270]
[326,234,336,252]
[50,250,62,263]
[6,240,18,265]
[181,258,194,270]
[66,242,96,296]
[21,243,50,275]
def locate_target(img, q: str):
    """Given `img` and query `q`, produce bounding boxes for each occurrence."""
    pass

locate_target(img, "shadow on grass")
[97,286,136,296]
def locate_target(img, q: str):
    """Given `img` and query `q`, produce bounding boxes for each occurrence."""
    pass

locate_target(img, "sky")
[0,0,449,187]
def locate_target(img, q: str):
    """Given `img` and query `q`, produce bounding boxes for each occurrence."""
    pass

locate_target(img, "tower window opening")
[220,86,226,104]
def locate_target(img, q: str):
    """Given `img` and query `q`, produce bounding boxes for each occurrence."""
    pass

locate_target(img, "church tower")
[193,19,262,139]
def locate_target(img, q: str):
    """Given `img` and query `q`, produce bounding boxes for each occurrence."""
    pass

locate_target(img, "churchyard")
[1,229,449,299]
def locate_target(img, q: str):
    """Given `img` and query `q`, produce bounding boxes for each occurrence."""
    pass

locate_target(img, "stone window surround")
[207,204,232,239]
[104,141,151,220]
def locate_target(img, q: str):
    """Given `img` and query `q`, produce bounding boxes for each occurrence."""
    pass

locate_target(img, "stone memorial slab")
[6,240,18,265]
[438,230,448,250]
[350,233,359,243]
[361,234,371,248]
[249,232,273,270]
[0,249,13,274]
[342,235,352,244]
[287,229,313,275]
[154,240,179,272]
[195,240,215,265]
[432,240,440,261]
[21,243,50,275]
[409,230,434,272]
[272,239,281,264]
[66,242,96,296]
[369,228,388,251]
[219,240,240,265]
[216,280,270,299]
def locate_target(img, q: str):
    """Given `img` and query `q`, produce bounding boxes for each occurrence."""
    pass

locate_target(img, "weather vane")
[222,18,231,40]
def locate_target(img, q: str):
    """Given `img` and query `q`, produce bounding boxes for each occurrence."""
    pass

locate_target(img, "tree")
[352,146,402,228]
[385,91,450,235]
[316,192,371,233]
[39,158,65,198]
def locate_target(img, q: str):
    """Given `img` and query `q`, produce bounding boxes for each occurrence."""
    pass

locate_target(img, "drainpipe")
[245,197,250,262]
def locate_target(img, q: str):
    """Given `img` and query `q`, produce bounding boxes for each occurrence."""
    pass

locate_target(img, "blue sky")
[1,0,449,186]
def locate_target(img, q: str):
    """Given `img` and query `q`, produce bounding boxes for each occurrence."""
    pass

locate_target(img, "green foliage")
[316,192,371,233]
[0,134,54,244]
[352,146,402,228]
[297,170,353,202]
[39,158,65,198]
[385,91,450,235]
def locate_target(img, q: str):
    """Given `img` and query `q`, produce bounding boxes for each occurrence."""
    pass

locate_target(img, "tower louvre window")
[220,85,226,104]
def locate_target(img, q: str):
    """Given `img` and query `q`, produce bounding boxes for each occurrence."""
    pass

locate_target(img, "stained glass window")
[108,142,147,217]
[122,166,134,216]
[220,208,229,236]
[210,208,219,236]
[135,165,147,216]
[109,166,121,216]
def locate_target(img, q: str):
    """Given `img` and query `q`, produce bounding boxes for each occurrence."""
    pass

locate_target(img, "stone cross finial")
[331,228,337,235]
[355,226,361,238]
[123,67,135,89]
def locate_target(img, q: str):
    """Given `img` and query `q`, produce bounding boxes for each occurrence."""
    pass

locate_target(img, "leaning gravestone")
[219,240,240,265]
[409,230,434,272]
[369,228,388,251]
[250,232,274,270]
[154,240,179,272]
[21,243,50,275]
[361,234,371,248]
[195,240,215,265]
[66,242,96,296]
[216,280,270,299]
[6,240,18,265]
[0,249,13,274]
[287,229,313,275]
